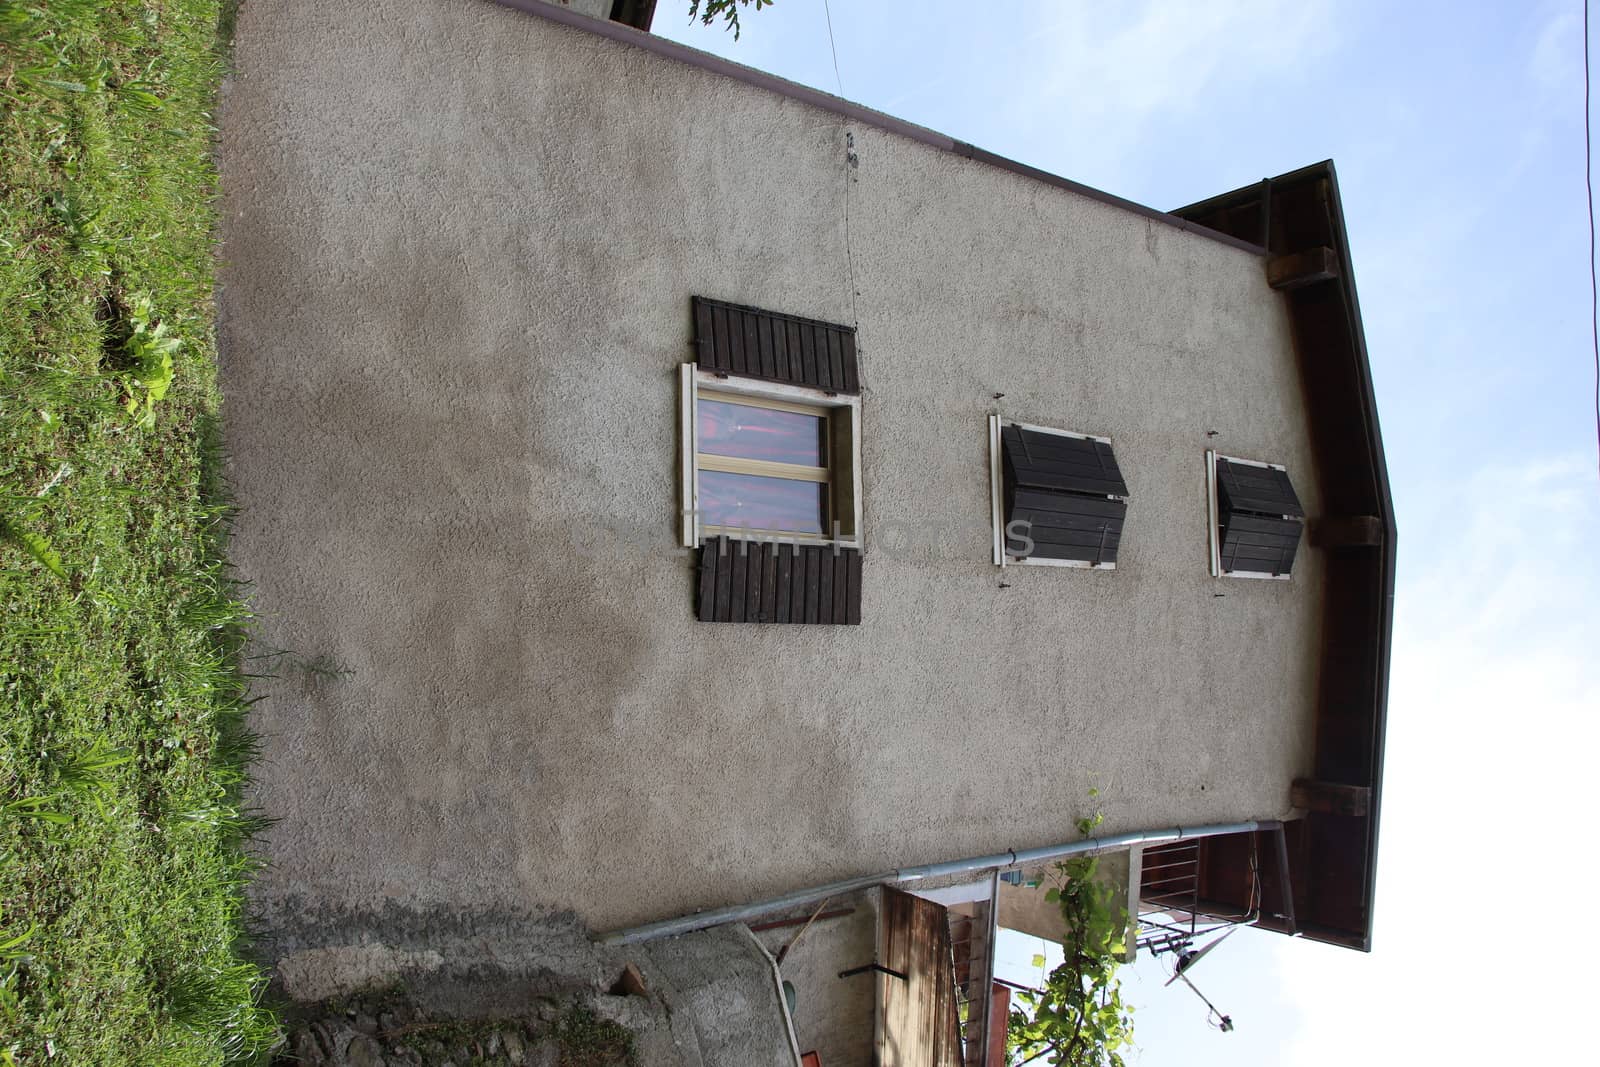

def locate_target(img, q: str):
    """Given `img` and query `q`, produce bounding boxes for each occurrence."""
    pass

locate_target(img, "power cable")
[822,0,844,97]
[1587,0,1599,482]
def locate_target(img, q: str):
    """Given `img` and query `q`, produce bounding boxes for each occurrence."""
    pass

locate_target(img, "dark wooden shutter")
[696,537,861,624]
[1215,458,1304,575]
[1001,425,1128,565]
[692,297,859,395]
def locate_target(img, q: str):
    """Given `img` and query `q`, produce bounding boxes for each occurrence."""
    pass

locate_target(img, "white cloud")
[1274,454,1600,1065]
[1012,0,1340,163]
[1529,4,1582,98]
[1129,455,1600,1065]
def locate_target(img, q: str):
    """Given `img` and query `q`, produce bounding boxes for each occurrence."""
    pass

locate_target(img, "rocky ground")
[278,987,640,1066]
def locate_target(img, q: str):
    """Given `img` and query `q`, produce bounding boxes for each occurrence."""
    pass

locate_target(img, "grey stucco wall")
[751,891,880,1067]
[218,0,1323,945]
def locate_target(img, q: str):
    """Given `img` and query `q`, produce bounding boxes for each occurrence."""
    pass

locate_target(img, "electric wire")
[1587,0,1599,482]
[822,0,844,97]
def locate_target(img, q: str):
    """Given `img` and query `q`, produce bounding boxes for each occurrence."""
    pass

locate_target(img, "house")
[217,0,1393,1063]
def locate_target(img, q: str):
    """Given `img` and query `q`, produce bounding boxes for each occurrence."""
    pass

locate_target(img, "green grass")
[1,1,278,1062]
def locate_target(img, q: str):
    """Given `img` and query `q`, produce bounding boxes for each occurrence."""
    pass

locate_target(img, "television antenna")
[1163,927,1237,1033]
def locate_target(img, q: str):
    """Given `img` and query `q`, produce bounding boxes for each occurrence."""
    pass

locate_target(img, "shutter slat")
[741,313,761,381]
[1032,540,1119,565]
[746,541,765,621]
[786,320,804,381]
[774,544,793,623]
[693,298,719,371]
[845,549,862,624]
[714,538,733,620]
[697,536,718,621]
[803,546,821,623]
[831,551,849,624]
[841,331,859,393]
[818,544,834,620]
[728,540,747,622]
[757,316,776,380]
[1011,489,1126,520]
[712,304,732,373]
[813,326,833,391]
[799,325,819,387]
[826,330,845,393]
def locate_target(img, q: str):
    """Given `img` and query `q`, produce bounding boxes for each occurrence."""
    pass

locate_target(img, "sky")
[654,2,1600,1063]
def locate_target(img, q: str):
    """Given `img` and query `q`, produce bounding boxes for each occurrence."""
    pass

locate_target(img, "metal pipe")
[602,821,1276,945]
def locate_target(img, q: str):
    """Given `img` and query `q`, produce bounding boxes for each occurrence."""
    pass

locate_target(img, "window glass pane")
[700,470,825,534]
[698,399,826,466]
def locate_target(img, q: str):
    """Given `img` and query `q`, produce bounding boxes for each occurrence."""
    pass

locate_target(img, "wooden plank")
[1007,467,1128,499]
[713,537,733,621]
[791,542,808,623]
[785,320,804,383]
[1311,514,1384,548]
[1010,502,1128,532]
[761,540,779,622]
[726,308,748,375]
[845,548,862,624]
[1012,489,1127,520]
[1030,540,1118,565]
[877,888,962,1067]
[741,311,761,379]
[831,550,849,624]
[697,541,718,621]
[774,547,793,620]
[813,326,833,391]
[818,544,834,622]
[1292,778,1371,817]
[756,314,777,380]
[711,304,733,374]
[748,540,767,621]
[826,329,845,393]
[728,539,747,622]
[799,325,819,389]
[1267,246,1339,290]
[693,298,719,371]
[840,330,860,393]
[803,546,820,623]
[771,317,790,385]
[1025,524,1122,549]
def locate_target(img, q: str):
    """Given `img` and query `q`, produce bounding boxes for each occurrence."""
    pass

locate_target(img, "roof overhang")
[1174,162,1396,952]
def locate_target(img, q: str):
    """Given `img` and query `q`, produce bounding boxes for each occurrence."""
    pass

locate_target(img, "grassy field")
[1,0,278,1062]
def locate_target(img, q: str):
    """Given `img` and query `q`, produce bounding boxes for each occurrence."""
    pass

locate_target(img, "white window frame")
[1206,449,1294,581]
[680,365,863,550]
[988,414,1119,570]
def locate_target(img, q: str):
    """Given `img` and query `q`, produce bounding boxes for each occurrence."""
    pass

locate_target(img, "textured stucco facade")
[218,0,1324,948]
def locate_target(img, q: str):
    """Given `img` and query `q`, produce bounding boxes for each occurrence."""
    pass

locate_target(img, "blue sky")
[655,2,1600,1062]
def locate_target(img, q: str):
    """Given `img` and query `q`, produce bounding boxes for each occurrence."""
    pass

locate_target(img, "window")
[681,297,863,624]
[696,392,833,537]
[988,417,1129,568]
[1206,451,1304,579]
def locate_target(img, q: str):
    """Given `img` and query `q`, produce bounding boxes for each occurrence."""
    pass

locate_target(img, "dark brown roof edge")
[488,0,1268,256]
[1317,160,1395,955]
[1175,161,1395,953]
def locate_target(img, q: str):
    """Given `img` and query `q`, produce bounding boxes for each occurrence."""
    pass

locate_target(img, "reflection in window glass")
[700,470,826,534]
[698,399,826,466]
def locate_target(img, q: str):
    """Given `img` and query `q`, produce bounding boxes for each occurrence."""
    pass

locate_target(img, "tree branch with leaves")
[686,0,773,40]
[1008,805,1135,1067]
